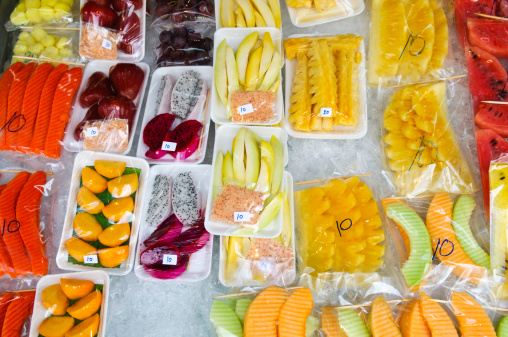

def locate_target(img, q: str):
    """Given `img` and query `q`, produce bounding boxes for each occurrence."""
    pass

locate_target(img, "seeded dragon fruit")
[172,172,199,226]
[187,78,208,121]
[164,120,203,159]
[145,174,172,227]
[143,113,176,150]
[155,75,175,115]
[171,70,204,119]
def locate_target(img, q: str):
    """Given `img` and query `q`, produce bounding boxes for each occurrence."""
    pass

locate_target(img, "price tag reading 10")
[163,254,178,265]
[161,141,177,151]
[84,255,98,264]
[238,104,254,115]
[234,212,251,222]
[86,127,98,137]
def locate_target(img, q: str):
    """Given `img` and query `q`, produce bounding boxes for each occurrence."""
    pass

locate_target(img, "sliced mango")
[41,284,69,315]
[76,186,104,214]
[39,316,75,337]
[73,212,103,241]
[81,167,107,194]
[67,290,102,320]
[107,173,139,198]
[94,160,126,178]
[98,245,129,268]
[60,278,95,300]
[98,223,130,247]
[66,237,97,263]
[102,197,134,223]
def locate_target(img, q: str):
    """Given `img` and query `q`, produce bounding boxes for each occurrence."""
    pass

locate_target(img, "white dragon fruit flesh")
[157,75,175,115]
[171,70,203,119]
[172,172,199,226]
[146,174,172,226]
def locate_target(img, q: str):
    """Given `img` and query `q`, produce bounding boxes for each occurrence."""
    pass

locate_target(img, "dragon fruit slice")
[164,120,203,157]
[145,174,172,227]
[143,113,176,150]
[173,220,205,248]
[169,133,200,161]
[140,244,180,267]
[155,75,175,115]
[171,70,202,119]
[143,254,190,280]
[144,214,176,245]
[172,172,199,226]
[151,218,183,246]
[187,79,208,121]
[145,148,168,159]
[179,230,210,254]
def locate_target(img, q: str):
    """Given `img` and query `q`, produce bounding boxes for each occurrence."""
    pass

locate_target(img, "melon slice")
[451,292,496,337]
[235,298,251,324]
[321,307,342,337]
[489,163,508,274]
[278,288,314,337]
[385,201,432,288]
[399,300,431,337]
[243,286,288,336]
[369,296,403,337]
[210,300,243,337]
[420,292,458,336]
[338,308,370,337]
[426,193,486,284]
[497,315,508,337]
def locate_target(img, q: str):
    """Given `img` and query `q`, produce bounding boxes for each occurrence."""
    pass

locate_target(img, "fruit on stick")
[399,300,431,337]
[243,286,288,336]
[369,296,402,337]
[210,300,243,337]
[278,288,313,337]
[451,292,496,337]
[337,308,371,337]
[420,292,458,336]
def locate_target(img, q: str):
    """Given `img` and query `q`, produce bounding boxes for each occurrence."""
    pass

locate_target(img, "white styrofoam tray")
[214,0,282,30]
[284,35,367,139]
[79,0,146,61]
[57,151,149,275]
[63,60,149,155]
[135,66,212,165]
[134,164,213,283]
[30,271,110,337]
[219,171,296,287]
[205,125,288,238]
[286,0,364,28]
[211,28,283,126]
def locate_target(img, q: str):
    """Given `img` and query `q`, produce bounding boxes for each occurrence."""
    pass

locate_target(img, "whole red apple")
[74,104,102,140]
[81,2,118,28]
[111,0,143,11]
[109,63,144,100]
[88,0,111,7]
[79,71,116,108]
[115,10,142,55]
[98,96,136,127]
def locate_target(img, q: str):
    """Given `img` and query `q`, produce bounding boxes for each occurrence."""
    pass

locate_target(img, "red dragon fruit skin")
[140,244,180,267]
[169,133,200,160]
[164,120,203,156]
[143,113,176,150]
[143,254,190,279]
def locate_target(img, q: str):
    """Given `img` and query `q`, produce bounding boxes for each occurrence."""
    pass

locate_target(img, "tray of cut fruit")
[57,152,149,275]
[30,271,109,337]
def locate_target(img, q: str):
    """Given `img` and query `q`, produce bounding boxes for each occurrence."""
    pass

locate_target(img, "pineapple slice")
[397,0,435,81]
[289,52,312,131]
[287,0,312,8]
[285,35,362,61]
[368,0,408,86]
[335,49,359,126]
[428,0,448,70]
[314,0,336,12]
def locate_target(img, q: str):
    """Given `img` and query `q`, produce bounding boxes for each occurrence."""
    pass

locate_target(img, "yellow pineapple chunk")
[428,0,448,70]
[289,52,312,131]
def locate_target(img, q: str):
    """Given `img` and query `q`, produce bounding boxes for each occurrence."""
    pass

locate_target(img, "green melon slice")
[451,195,490,268]
[210,299,243,337]
[497,315,508,337]
[338,309,371,337]
[385,202,432,287]
[235,298,252,324]
[305,315,319,337]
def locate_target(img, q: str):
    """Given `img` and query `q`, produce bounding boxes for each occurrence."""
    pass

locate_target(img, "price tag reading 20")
[336,218,353,237]
[163,254,178,265]
[319,108,332,117]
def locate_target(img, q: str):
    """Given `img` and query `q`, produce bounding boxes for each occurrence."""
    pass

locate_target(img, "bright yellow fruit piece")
[102,197,134,222]
[73,212,103,241]
[67,290,102,320]
[98,245,129,268]
[77,186,104,214]
[66,237,97,263]
[82,167,108,194]
[42,284,69,315]
[64,313,100,337]
[98,223,130,247]
[39,316,75,337]
[94,160,126,179]
[107,173,139,198]
[60,278,95,300]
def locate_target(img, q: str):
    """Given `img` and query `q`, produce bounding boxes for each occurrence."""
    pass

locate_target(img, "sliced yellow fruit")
[93,160,126,179]
[81,167,107,194]
[39,316,75,337]
[107,173,139,198]
[64,313,100,337]
[98,245,129,268]
[66,237,97,263]
[60,278,95,300]
[42,284,69,315]
[98,223,131,247]
[73,212,103,241]
[76,186,104,214]
[67,290,102,320]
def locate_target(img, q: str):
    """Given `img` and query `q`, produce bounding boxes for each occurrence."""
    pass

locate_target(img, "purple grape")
[187,32,201,41]
[159,30,174,44]
[173,35,186,49]
[173,25,187,37]
[156,3,172,17]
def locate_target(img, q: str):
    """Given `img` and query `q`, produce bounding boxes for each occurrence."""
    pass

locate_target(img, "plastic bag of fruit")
[153,0,214,23]
[0,290,36,336]
[5,0,74,31]
[11,26,80,65]
[134,165,213,282]
[152,21,214,68]
[379,79,477,197]
[80,0,145,61]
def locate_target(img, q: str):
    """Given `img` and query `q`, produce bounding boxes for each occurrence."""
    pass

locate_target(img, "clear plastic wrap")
[0,62,83,159]
[56,152,149,276]
[30,270,109,337]
[283,34,367,139]
[285,0,364,27]
[63,60,149,155]
[134,165,213,283]
[153,0,215,22]
[212,28,283,126]
[380,80,476,197]
[152,21,214,68]
[205,126,288,238]
[79,0,145,61]
[136,67,211,164]
[5,0,75,31]
[219,172,295,288]
[215,0,282,29]
[0,290,35,336]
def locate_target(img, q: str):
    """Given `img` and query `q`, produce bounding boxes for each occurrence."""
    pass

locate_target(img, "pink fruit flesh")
[143,113,176,150]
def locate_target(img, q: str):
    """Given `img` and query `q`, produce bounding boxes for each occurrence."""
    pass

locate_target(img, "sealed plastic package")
[214,0,282,29]
[134,165,213,282]
[0,289,36,336]
[136,66,211,164]
[285,0,364,27]
[56,151,149,275]
[153,0,214,22]
[5,0,75,31]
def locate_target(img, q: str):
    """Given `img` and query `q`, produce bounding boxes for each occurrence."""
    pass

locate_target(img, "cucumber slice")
[210,300,243,337]
[338,309,371,337]
[305,315,319,337]
[451,195,490,268]
[386,202,432,287]
[497,315,508,337]
[235,298,252,324]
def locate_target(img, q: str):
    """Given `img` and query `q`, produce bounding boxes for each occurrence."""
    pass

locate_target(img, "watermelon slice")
[465,46,508,109]
[454,0,499,46]
[475,129,508,218]
[475,103,508,136]
[467,18,508,58]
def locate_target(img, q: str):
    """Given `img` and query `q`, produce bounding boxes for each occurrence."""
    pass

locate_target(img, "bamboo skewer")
[476,13,508,21]
[213,287,303,298]
[294,173,372,186]
[195,89,211,161]
[481,101,508,105]
[19,26,79,30]
[5,288,36,293]
[12,55,85,67]
[386,75,467,89]
[0,169,54,176]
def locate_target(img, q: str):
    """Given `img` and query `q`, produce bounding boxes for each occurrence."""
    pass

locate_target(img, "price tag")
[86,127,98,137]
[102,39,112,50]
[161,141,177,151]
[319,108,332,117]
[84,255,98,264]
[234,212,251,222]
[259,261,270,271]
[163,254,178,265]
[238,104,254,115]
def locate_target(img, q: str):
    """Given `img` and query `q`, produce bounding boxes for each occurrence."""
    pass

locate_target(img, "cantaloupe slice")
[450,291,496,337]
[369,296,403,337]
[321,307,342,337]
[338,308,370,337]
[278,288,314,337]
[243,286,288,336]
[426,193,486,284]
[399,300,430,337]
[419,292,458,336]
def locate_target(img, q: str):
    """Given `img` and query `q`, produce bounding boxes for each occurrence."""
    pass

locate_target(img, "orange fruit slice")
[60,278,95,300]
[41,284,69,315]
[64,313,100,337]
[66,290,102,320]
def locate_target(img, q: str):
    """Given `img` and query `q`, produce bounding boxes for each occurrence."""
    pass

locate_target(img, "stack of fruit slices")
[0,290,35,336]
[218,0,281,28]
[7,0,73,29]
[368,0,448,85]
[12,27,76,64]
[285,0,364,27]
[284,34,365,135]
[382,81,474,196]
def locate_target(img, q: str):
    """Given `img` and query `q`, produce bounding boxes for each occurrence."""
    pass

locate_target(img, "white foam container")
[63,60,149,155]
[284,35,367,139]
[56,151,149,276]
[211,28,283,126]
[134,164,213,283]
[205,125,288,238]
[135,66,212,164]
[219,171,295,287]
[29,271,110,337]
[79,0,146,61]
[214,0,282,30]
[286,0,364,28]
